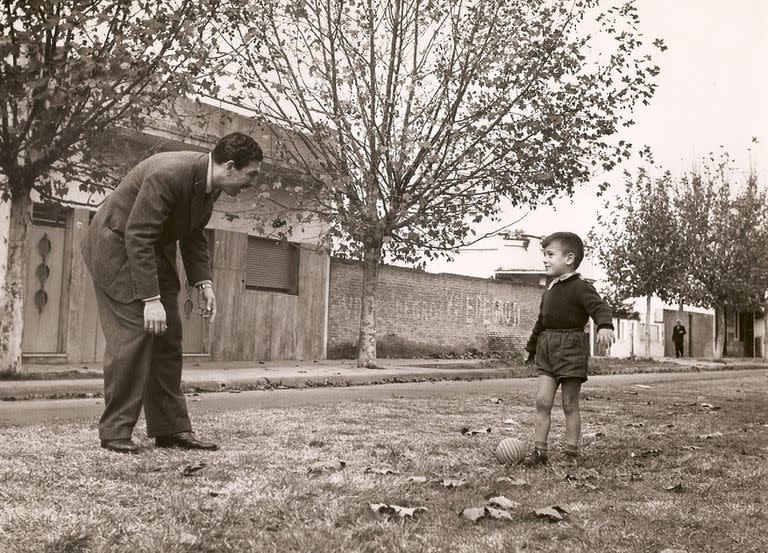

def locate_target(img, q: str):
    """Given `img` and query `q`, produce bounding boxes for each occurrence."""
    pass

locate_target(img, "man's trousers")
[93,286,192,441]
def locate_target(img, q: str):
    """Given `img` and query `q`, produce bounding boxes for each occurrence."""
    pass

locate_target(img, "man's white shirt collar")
[548,271,580,290]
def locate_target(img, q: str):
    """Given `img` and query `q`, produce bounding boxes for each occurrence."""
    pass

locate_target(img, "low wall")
[327,258,541,357]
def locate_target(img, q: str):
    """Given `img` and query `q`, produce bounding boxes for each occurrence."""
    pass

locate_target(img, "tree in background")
[674,157,768,358]
[220,0,664,366]
[592,156,686,358]
[0,0,220,373]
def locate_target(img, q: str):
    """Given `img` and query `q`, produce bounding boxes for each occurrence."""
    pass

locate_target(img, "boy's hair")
[541,232,584,268]
[212,132,263,169]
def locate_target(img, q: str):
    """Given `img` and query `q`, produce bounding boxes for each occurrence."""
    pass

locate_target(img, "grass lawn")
[1,373,766,552]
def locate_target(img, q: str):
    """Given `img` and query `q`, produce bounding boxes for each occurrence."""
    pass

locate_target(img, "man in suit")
[672,319,687,358]
[82,132,263,453]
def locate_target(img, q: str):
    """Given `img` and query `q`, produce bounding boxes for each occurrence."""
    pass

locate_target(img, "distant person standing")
[672,319,687,358]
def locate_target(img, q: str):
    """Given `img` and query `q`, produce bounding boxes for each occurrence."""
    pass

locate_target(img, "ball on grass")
[495,437,527,465]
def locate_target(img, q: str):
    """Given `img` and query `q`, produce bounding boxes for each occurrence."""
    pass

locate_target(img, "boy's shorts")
[535,329,589,383]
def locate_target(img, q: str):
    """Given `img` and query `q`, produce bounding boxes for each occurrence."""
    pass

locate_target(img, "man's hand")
[596,328,615,348]
[197,286,217,324]
[144,299,167,335]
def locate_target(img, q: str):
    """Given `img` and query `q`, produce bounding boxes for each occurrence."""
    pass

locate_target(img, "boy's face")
[542,241,575,277]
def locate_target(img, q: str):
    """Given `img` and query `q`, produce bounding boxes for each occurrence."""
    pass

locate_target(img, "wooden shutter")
[246,236,299,294]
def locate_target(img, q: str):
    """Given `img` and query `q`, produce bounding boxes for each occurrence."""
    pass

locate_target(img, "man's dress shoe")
[100,438,139,454]
[155,431,218,450]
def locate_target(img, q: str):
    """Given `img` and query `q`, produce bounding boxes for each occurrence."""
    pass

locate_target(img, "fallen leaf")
[683,445,701,451]
[533,505,569,522]
[641,448,662,457]
[502,419,518,425]
[460,507,486,522]
[406,475,428,484]
[626,422,645,428]
[485,506,514,520]
[441,478,467,488]
[625,390,639,395]
[461,427,492,436]
[489,397,504,404]
[364,467,399,475]
[696,432,723,440]
[666,482,684,492]
[370,503,427,519]
[308,459,346,474]
[583,432,606,440]
[660,549,688,553]
[181,463,206,477]
[634,384,652,389]
[496,477,528,486]
[486,496,519,510]
[700,403,721,410]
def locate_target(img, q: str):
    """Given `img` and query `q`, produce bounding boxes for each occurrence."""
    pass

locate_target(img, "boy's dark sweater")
[525,274,614,354]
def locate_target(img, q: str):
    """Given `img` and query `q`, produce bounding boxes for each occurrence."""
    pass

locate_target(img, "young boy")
[523,232,615,466]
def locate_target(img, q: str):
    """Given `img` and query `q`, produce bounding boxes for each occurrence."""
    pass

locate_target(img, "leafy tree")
[591,158,686,358]
[674,158,768,358]
[0,0,220,373]
[220,0,664,366]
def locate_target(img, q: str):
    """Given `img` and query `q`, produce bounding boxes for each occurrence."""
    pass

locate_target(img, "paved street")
[1,369,762,427]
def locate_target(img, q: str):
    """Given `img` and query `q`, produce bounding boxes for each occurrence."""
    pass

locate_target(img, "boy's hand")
[596,328,615,348]
[524,352,535,366]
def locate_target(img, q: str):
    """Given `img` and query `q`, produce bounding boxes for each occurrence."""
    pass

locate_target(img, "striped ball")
[495,437,527,465]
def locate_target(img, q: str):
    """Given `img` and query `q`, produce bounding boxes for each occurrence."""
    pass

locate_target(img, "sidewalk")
[2,356,765,401]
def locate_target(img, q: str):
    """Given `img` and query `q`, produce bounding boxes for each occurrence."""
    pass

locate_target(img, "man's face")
[542,241,574,277]
[220,160,262,196]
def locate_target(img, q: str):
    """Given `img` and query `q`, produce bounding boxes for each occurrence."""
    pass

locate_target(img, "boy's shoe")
[521,449,548,466]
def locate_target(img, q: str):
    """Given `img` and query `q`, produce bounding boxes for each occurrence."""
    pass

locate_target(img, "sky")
[426,0,768,277]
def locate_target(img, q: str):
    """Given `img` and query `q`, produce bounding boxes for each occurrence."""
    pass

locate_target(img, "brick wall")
[328,258,542,357]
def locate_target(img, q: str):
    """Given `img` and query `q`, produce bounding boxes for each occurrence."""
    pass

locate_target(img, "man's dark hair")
[541,231,584,268]
[212,132,263,169]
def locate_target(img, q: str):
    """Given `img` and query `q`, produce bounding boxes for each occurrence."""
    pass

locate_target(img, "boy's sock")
[564,444,579,458]
[522,442,548,466]
[535,441,549,456]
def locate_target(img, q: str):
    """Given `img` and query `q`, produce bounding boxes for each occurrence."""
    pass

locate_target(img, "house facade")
[10,97,330,364]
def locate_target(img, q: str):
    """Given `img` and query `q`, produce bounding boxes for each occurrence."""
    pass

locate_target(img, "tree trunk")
[0,192,32,374]
[713,305,725,360]
[356,243,382,368]
[644,294,652,359]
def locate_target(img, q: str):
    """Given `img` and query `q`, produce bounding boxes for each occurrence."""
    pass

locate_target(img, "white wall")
[593,318,665,359]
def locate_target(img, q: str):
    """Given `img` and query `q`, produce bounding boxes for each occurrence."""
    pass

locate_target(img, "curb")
[1,363,765,402]
[0,368,525,402]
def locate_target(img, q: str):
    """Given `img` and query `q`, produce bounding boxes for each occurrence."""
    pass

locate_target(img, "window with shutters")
[245,236,299,294]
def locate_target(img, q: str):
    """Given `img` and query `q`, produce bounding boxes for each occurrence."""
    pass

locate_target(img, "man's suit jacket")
[82,151,217,303]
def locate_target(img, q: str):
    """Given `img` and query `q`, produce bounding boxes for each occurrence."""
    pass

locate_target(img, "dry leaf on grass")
[406,476,428,484]
[460,507,486,523]
[700,403,721,410]
[440,477,467,488]
[489,397,504,404]
[459,506,515,523]
[696,432,723,440]
[502,419,518,425]
[660,549,688,553]
[634,384,652,389]
[533,505,569,522]
[666,482,684,492]
[626,422,645,428]
[496,476,528,486]
[461,427,491,436]
[364,467,399,475]
[486,496,519,510]
[181,463,206,477]
[308,459,346,474]
[370,503,427,519]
